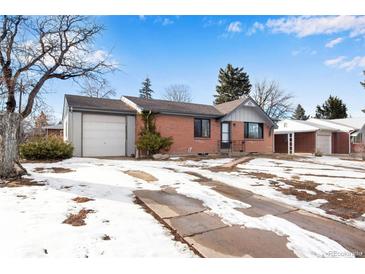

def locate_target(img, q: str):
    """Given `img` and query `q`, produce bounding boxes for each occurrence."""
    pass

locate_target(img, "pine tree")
[139,77,154,99]
[315,95,348,119]
[214,64,252,104]
[292,104,309,120]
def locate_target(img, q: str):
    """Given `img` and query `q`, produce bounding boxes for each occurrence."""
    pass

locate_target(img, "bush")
[314,151,323,157]
[136,131,173,155]
[20,136,73,160]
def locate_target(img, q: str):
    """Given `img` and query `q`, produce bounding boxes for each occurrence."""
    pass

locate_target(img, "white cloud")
[324,56,346,66]
[339,56,365,70]
[324,55,365,71]
[247,22,264,35]
[138,15,146,21]
[227,21,242,33]
[325,37,344,48]
[266,16,365,38]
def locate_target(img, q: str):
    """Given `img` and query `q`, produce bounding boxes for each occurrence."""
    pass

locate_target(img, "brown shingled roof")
[214,97,248,115]
[123,96,223,117]
[65,94,135,114]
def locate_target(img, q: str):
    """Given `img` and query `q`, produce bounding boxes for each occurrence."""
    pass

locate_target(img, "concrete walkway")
[134,184,365,257]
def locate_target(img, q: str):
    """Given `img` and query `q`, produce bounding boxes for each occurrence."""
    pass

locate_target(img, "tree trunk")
[0,112,27,179]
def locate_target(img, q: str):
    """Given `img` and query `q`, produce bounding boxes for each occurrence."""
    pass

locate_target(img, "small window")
[244,122,264,139]
[194,119,210,138]
[352,133,363,143]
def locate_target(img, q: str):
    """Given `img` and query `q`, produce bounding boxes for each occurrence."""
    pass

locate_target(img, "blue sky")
[49,15,365,120]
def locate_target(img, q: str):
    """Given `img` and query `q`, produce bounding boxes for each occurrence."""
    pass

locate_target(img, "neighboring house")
[62,94,276,157]
[331,117,365,153]
[274,117,365,155]
[42,124,64,137]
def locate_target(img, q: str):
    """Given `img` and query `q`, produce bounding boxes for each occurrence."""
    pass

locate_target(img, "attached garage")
[63,95,136,157]
[316,131,332,154]
[82,114,126,157]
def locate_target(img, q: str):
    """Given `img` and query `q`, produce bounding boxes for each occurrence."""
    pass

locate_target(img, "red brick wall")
[231,121,274,153]
[351,143,365,153]
[332,132,349,154]
[136,114,220,154]
[46,129,63,137]
[136,115,274,155]
[295,132,316,153]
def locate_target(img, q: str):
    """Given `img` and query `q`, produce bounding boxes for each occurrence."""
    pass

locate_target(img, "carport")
[274,119,352,155]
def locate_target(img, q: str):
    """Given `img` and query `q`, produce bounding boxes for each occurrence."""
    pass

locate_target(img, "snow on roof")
[307,118,354,132]
[274,118,355,134]
[330,117,365,130]
[274,119,319,134]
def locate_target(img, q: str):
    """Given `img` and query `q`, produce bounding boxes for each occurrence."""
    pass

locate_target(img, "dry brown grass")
[272,178,365,219]
[102,234,111,240]
[63,209,95,226]
[0,178,45,188]
[245,171,278,180]
[125,170,157,182]
[72,196,94,203]
[33,167,74,173]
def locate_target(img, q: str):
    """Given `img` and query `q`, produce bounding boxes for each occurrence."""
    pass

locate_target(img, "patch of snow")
[0,159,195,258]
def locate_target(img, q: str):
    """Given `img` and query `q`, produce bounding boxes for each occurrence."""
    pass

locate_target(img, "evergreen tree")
[214,64,252,104]
[292,104,309,120]
[315,95,348,119]
[139,77,154,99]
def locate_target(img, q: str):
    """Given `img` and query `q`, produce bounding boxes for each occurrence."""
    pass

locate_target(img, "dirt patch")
[207,166,238,172]
[33,167,74,173]
[102,234,111,240]
[0,178,45,188]
[272,178,365,219]
[297,173,365,180]
[125,170,157,182]
[63,209,95,226]
[245,171,278,180]
[72,196,94,203]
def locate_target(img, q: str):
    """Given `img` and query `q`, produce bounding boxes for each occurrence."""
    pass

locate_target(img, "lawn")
[1,155,364,257]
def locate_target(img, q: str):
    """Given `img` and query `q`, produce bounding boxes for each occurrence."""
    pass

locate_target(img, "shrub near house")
[136,111,173,156]
[20,136,73,160]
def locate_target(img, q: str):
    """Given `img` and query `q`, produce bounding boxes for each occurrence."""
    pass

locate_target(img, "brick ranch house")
[274,118,365,155]
[62,94,277,157]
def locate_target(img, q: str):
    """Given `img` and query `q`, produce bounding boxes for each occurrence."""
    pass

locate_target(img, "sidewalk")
[134,186,365,258]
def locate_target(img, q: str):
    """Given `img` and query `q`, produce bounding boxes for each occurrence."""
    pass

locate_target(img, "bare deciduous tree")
[163,84,192,103]
[0,15,115,179]
[79,78,116,98]
[251,80,294,120]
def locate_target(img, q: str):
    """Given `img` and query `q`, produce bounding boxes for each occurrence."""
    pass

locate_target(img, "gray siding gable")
[220,97,276,127]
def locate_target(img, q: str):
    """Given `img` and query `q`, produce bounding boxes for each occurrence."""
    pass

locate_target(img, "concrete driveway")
[134,169,365,258]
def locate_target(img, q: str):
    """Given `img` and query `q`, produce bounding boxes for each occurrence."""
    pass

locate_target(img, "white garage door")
[316,132,332,154]
[83,114,126,157]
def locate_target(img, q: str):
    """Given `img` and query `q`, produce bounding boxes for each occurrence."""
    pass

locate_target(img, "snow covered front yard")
[1,155,365,258]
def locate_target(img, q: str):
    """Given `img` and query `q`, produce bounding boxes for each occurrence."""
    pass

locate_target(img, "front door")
[221,122,231,149]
